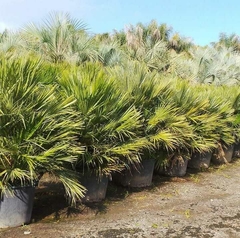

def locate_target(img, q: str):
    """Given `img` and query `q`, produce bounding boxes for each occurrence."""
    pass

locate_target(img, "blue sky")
[0,0,239,46]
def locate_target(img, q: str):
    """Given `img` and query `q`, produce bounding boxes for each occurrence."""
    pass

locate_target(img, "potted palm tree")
[0,56,85,227]
[109,61,176,186]
[184,85,220,169]
[154,81,203,176]
[58,62,146,201]
[150,103,193,177]
[209,87,235,164]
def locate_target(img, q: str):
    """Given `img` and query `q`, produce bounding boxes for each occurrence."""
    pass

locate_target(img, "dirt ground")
[0,160,240,238]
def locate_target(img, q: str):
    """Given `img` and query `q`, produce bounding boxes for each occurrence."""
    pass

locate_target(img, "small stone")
[24,231,31,235]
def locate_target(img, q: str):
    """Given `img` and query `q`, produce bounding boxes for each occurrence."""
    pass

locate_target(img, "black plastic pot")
[113,159,155,188]
[188,151,212,169]
[0,186,35,228]
[159,155,188,177]
[79,174,108,203]
[233,142,240,158]
[212,144,234,164]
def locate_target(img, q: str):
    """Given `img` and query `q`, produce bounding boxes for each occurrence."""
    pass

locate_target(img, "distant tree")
[173,46,240,85]
[112,30,127,46]
[0,29,26,55]
[22,12,98,64]
[124,20,172,50]
[93,32,111,44]
[169,33,193,53]
[97,41,124,66]
[213,33,240,52]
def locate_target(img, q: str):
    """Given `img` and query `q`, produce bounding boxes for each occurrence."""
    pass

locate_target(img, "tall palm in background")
[122,21,172,71]
[0,30,27,56]
[172,46,240,85]
[169,33,193,53]
[213,33,240,52]
[23,12,96,64]
[97,41,124,66]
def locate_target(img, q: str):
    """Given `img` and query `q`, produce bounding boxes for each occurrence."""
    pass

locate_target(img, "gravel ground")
[0,160,240,238]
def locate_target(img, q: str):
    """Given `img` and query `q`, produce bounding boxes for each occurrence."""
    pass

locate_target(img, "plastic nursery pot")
[188,151,212,169]
[159,155,188,177]
[211,144,234,165]
[233,142,240,158]
[79,173,108,203]
[113,159,155,188]
[0,186,35,228]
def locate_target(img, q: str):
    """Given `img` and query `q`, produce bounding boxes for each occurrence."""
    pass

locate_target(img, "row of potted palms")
[0,55,240,227]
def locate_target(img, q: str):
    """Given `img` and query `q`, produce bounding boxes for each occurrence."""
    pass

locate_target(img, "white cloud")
[0,22,13,32]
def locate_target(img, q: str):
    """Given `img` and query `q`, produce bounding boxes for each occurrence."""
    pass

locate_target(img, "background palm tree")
[169,33,193,53]
[0,30,27,56]
[213,33,240,52]
[172,46,240,85]
[97,41,124,66]
[23,12,89,64]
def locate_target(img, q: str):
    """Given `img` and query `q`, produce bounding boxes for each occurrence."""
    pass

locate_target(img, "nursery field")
[0,160,240,238]
[1,13,240,237]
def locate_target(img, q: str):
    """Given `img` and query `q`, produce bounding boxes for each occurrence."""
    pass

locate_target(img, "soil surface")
[0,160,240,238]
